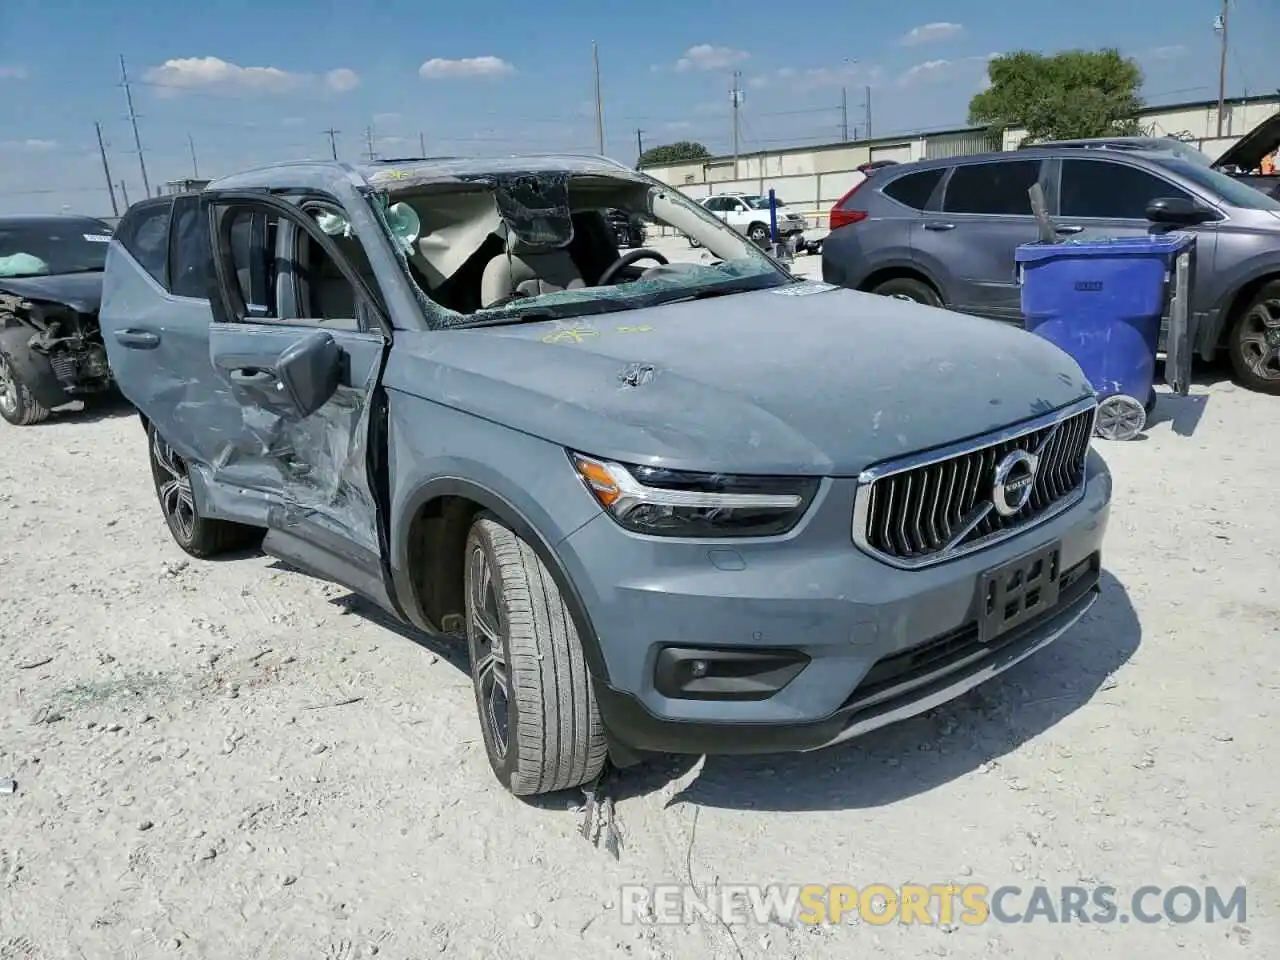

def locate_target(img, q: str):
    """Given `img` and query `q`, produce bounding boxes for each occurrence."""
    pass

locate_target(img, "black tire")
[1227,281,1280,394]
[464,514,607,797]
[747,222,770,245]
[0,350,52,426]
[147,424,263,558]
[871,276,942,307]
[687,236,702,249]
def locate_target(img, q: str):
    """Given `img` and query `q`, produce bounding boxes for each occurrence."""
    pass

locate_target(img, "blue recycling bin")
[1014,233,1196,441]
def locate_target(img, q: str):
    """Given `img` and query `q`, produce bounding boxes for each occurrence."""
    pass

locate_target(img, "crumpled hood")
[0,272,103,314]
[387,283,1093,475]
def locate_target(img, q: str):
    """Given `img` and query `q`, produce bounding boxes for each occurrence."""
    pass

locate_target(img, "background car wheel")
[0,352,51,426]
[1227,281,1280,395]
[687,236,702,249]
[147,424,263,558]
[871,277,942,307]
[464,514,607,797]
[747,223,770,245]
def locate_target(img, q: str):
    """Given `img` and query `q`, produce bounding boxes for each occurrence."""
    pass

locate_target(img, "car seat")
[479,225,585,308]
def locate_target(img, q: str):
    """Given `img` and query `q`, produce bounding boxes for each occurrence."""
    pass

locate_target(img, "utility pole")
[864,85,873,140]
[118,180,130,208]
[592,42,605,155]
[419,131,427,156]
[94,122,119,217]
[731,70,743,177]
[363,125,377,162]
[118,55,151,198]
[840,87,849,141]
[323,127,340,160]
[635,128,644,166]
[187,133,199,178]
[1215,0,1230,137]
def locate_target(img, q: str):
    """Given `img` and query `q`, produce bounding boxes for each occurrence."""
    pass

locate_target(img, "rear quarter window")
[881,168,945,210]
[115,201,174,286]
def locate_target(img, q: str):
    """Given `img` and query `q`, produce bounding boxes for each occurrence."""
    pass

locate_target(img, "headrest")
[499,221,573,256]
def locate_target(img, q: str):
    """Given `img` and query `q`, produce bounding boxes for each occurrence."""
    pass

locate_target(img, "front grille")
[852,399,1096,568]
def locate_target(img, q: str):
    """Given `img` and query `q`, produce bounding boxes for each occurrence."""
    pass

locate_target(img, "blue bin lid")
[1015,231,1194,264]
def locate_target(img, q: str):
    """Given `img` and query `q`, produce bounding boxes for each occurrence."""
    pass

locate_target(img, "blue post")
[768,189,779,245]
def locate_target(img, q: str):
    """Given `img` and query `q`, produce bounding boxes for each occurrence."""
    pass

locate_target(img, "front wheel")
[747,223,770,245]
[147,424,262,558]
[1227,281,1280,394]
[0,351,52,426]
[464,514,607,796]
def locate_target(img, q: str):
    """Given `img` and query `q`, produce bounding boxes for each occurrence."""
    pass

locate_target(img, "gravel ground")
[1,326,1276,959]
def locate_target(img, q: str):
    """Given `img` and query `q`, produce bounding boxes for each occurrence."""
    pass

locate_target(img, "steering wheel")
[597,248,669,286]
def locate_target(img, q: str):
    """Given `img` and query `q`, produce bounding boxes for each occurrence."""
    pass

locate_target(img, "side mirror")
[276,330,342,419]
[1145,196,1219,225]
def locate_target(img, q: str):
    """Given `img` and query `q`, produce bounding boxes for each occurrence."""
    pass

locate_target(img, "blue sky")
[1,0,1275,215]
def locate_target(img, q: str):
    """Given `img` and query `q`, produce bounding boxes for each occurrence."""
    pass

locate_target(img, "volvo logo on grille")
[991,449,1039,517]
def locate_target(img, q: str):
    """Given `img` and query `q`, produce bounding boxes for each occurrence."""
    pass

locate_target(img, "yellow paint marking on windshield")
[615,324,654,334]
[541,327,601,344]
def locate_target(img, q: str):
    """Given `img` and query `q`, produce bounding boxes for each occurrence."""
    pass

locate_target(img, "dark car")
[0,215,117,425]
[605,208,646,247]
[1025,111,1280,200]
[821,147,1280,393]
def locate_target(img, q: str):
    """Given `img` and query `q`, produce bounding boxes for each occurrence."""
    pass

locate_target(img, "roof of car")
[206,154,650,195]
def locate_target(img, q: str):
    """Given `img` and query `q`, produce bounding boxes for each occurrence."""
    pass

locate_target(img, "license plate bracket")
[977,541,1062,644]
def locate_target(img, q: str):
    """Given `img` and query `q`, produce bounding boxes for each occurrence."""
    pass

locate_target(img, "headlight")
[571,453,819,538]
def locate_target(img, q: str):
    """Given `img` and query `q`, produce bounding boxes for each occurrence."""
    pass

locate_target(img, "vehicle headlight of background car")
[571,453,819,537]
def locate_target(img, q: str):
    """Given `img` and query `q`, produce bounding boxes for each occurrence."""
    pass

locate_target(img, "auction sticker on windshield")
[83,234,112,242]
[770,281,837,296]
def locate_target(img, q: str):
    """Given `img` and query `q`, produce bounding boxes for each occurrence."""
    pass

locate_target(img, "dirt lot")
[1,359,1276,959]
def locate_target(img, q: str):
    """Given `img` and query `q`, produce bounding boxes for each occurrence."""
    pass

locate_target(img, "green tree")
[638,141,712,166]
[969,49,1144,144]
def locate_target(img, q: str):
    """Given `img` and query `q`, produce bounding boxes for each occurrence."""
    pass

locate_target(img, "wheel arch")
[392,476,611,682]
[0,326,67,410]
[858,265,945,302]
[1212,270,1280,350]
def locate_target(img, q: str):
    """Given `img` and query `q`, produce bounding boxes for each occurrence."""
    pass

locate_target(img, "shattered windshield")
[365,169,793,329]
[0,220,113,278]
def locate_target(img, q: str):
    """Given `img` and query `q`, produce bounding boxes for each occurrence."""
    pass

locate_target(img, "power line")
[1216,0,1230,137]
[119,55,151,198]
[363,125,377,161]
[187,133,200,178]
[592,42,605,154]
[323,127,340,160]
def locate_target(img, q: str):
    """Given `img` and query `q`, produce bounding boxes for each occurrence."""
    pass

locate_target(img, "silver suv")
[822,147,1280,393]
[99,155,1112,796]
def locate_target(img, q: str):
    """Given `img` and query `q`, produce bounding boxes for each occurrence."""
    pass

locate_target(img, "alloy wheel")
[1237,296,1280,384]
[151,431,197,542]
[467,544,511,759]
[0,356,16,418]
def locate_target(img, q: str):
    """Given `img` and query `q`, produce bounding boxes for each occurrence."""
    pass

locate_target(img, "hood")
[0,271,104,314]
[388,283,1093,476]
[1213,110,1280,171]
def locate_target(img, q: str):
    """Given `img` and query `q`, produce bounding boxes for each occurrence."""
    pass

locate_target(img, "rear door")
[919,158,1047,321]
[201,190,397,611]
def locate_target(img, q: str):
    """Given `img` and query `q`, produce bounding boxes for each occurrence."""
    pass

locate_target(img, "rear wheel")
[147,424,262,558]
[464,514,607,797]
[1227,281,1280,394]
[871,276,942,307]
[0,351,51,426]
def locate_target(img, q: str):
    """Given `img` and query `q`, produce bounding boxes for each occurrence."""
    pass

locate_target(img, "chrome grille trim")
[851,396,1098,569]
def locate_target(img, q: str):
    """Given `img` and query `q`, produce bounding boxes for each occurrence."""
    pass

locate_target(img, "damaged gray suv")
[99,155,1112,797]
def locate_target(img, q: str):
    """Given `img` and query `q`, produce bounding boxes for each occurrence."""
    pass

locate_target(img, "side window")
[117,201,173,285]
[214,204,376,332]
[881,168,946,211]
[943,160,1043,216]
[704,197,727,212]
[1059,159,1192,220]
[168,196,212,300]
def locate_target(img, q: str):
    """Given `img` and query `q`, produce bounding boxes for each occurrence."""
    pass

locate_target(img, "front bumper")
[560,451,1112,756]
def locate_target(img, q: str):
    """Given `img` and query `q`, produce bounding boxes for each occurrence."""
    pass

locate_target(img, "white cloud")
[0,65,27,80]
[761,62,883,92]
[0,138,58,152]
[673,44,749,72]
[145,57,307,95]
[900,22,965,46]
[898,59,954,85]
[324,68,360,92]
[1144,45,1187,61]
[418,56,514,80]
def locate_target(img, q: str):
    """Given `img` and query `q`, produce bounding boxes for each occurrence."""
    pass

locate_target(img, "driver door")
[202,190,399,614]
